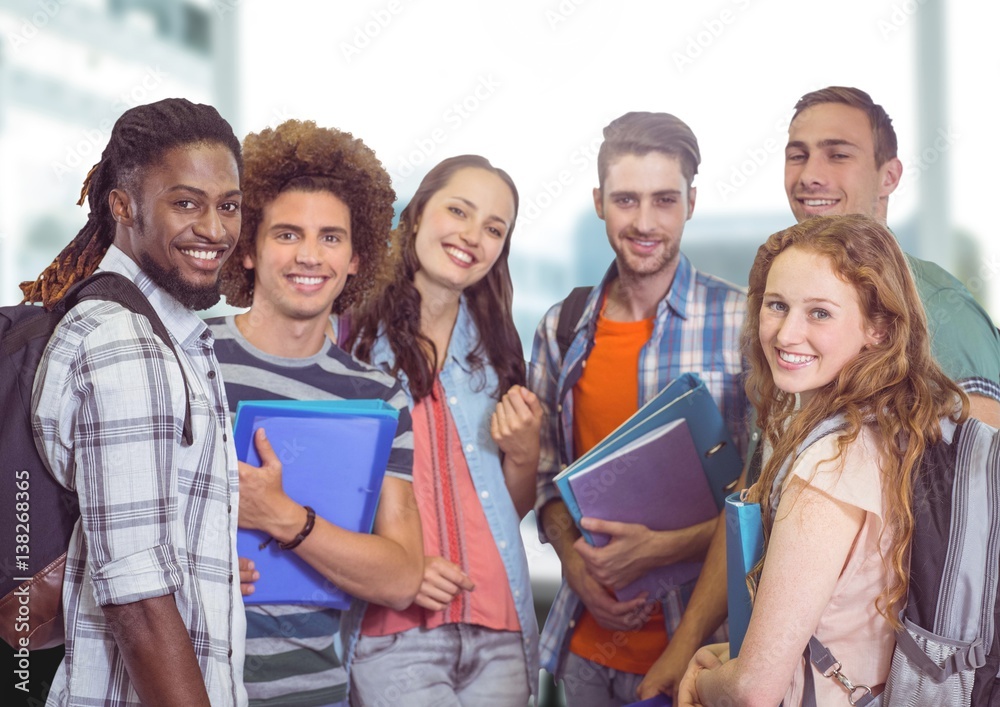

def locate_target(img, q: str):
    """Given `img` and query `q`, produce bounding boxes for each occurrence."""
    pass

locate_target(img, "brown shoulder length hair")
[348,155,524,403]
[743,214,967,625]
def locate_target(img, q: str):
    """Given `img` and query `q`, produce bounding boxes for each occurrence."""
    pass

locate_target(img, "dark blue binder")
[234,400,399,609]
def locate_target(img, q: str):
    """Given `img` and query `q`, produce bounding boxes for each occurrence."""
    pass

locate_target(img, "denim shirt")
[365,297,541,698]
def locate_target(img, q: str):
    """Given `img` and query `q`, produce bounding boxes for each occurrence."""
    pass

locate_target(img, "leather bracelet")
[278,505,316,551]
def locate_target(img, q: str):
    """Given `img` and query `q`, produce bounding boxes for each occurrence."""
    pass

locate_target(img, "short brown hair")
[792,86,898,167]
[219,120,395,312]
[596,112,700,190]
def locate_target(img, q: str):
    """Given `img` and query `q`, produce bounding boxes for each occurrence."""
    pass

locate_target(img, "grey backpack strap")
[802,637,879,707]
[768,413,850,513]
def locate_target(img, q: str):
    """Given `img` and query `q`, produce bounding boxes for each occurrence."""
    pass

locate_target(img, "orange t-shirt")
[568,307,667,674]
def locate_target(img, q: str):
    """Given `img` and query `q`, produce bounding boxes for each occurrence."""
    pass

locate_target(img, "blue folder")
[725,491,764,657]
[234,400,399,610]
[555,372,742,544]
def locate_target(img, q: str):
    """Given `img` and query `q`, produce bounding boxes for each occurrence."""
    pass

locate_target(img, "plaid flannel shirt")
[531,254,749,678]
[32,246,246,706]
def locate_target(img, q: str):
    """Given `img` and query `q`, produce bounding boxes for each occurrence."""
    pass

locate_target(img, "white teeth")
[290,276,324,285]
[803,199,837,206]
[444,245,473,264]
[181,249,220,260]
[779,350,816,364]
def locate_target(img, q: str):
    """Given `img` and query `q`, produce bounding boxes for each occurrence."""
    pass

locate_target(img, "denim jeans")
[350,624,530,706]
[561,652,644,707]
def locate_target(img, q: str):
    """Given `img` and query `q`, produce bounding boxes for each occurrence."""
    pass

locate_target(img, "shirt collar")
[368,295,476,375]
[445,297,477,374]
[578,252,695,334]
[97,245,211,349]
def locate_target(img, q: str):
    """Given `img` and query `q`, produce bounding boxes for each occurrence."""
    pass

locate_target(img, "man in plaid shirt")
[531,111,748,706]
[29,99,247,706]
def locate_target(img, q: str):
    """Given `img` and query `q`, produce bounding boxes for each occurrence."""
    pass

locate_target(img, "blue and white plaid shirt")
[530,254,749,678]
[32,246,247,706]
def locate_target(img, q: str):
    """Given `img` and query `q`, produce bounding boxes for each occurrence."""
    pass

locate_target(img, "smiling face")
[595,151,695,282]
[784,103,901,224]
[759,246,880,406]
[244,189,357,324]
[113,142,242,310]
[412,167,515,298]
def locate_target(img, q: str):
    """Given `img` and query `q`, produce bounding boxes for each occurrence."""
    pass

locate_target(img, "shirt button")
[200,331,210,340]
[227,504,232,514]
[581,360,587,369]
[481,490,489,499]
[229,574,234,584]
[569,619,576,628]
[498,540,507,550]
[557,404,563,413]
[228,648,233,658]
[208,370,216,379]
[465,444,474,453]
[449,396,458,405]
[514,589,520,598]
[223,433,228,442]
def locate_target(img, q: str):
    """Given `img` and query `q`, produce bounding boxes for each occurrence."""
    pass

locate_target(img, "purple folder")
[568,418,718,601]
[625,695,672,707]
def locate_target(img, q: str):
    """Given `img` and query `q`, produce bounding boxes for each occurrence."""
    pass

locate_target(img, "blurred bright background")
[2,1,998,702]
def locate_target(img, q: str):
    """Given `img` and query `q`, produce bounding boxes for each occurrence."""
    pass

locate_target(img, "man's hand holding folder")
[574,517,717,591]
[560,531,655,632]
[237,428,309,544]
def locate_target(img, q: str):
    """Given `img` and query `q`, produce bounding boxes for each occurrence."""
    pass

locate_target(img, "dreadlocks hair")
[218,119,396,314]
[20,98,242,309]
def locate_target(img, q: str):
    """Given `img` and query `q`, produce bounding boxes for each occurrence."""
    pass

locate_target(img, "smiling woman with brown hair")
[345,155,542,706]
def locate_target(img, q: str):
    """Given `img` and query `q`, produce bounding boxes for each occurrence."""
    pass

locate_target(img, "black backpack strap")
[556,286,593,361]
[65,272,194,446]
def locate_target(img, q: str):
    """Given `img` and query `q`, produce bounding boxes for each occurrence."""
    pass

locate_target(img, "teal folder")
[554,372,742,544]
[234,400,399,609]
[725,491,763,657]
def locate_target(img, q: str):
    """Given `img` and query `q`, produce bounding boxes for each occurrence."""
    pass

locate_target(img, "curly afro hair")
[219,119,395,313]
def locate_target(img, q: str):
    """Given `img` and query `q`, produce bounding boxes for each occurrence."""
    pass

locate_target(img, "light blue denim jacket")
[364,297,541,699]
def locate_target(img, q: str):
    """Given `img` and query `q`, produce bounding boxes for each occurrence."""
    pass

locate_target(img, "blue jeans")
[561,652,644,707]
[350,624,530,706]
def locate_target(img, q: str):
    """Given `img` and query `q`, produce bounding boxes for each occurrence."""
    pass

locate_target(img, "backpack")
[555,286,592,361]
[783,415,1000,707]
[0,272,192,650]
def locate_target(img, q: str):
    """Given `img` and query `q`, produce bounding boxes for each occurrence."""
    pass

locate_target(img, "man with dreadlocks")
[27,98,248,706]
[209,119,422,707]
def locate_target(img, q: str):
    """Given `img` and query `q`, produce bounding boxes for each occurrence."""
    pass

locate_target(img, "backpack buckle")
[822,661,873,705]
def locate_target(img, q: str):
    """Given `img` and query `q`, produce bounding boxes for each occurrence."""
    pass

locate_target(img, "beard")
[138,250,222,311]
